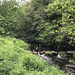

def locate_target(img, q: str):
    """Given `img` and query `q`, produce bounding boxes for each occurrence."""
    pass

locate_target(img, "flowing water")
[37,51,75,75]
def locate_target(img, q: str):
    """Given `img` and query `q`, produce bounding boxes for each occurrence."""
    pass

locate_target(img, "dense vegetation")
[0,0,75,51]
[0,0,74,74]
[23,0,75,51]
[0,36,68,75]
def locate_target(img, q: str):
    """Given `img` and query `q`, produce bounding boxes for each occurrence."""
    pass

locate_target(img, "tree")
[0,14,5,35]
[0,0,24,36]
[22,0,55,50]
[45,0,75,51]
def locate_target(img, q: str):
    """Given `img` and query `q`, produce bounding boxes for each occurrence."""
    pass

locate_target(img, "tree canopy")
[0,0,24,36]
[0,0,75,51]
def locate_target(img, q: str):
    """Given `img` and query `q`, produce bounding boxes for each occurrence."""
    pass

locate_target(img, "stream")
[36,51,75,75]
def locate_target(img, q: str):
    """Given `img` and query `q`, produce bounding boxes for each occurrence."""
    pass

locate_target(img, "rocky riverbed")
[32,51,75,75]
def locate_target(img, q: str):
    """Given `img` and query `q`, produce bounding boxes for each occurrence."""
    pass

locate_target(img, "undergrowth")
[0,36,68,75]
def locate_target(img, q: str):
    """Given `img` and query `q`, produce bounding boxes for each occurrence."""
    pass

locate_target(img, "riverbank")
[0,36,68,75]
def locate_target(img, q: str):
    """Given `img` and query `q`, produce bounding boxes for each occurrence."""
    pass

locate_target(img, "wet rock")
[56,54,62,59]
[59,51,67,57]
[32,50,38,55]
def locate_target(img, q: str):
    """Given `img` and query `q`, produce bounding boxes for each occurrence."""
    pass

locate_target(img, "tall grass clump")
[0,36,68,75]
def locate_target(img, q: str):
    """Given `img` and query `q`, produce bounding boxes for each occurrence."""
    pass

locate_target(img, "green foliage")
[0,0,24,36]
[37,20,56,45]
[23,0,55,43]
[0,36,68,75]
[0,36,28,75]
[41,0,75,50]
[0,0,74,52]
[0,14,5,34]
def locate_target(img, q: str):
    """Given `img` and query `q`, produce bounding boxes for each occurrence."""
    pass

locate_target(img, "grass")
[0,36,68,75]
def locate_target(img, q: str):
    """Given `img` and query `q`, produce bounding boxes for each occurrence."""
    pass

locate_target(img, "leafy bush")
[0,36,68,75]
[44,0,75,50]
